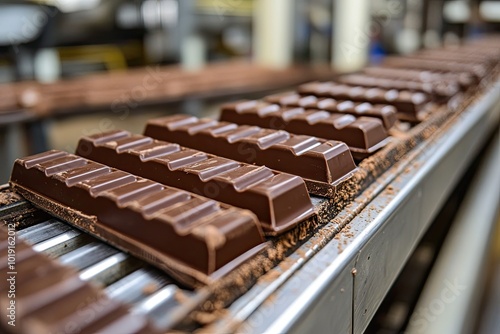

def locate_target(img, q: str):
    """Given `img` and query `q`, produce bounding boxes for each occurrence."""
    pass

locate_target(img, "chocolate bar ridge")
[218,100,389,156]
[9,150,266,284]
[76,130,315,234]
[144,114,357,193]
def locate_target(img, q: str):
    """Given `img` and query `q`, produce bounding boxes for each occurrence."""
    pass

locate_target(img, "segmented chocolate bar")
[264,92,397,129]
[297,81,433,122]
[0,227,157,334]
[362,67,474,91]
[76,130,315,233]
[218,100,389,156]
[416,49,499,68]
[9,151,266,285]
[336,74,460,100]
[144,114,357,194]
[381,56,487,80]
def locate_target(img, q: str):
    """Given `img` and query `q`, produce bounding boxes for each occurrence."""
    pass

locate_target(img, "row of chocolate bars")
[3,36,499,333]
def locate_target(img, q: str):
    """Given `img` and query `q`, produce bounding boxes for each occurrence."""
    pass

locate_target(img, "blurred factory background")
[0,0,499,166]
[0,0,499,81]
[0,1,499,334]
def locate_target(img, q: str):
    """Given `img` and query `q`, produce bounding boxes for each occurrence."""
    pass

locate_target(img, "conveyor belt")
[1,81,499,333]
[0,199,200,332]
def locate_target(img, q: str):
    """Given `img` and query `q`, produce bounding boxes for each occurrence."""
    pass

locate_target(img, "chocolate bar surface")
[76,130,315,233]
[297,81,433,122]
[9,150,266,285]
[144,114,357,196]
[218,100,389,157]
[264,92,397,129]
[0,226,158,334]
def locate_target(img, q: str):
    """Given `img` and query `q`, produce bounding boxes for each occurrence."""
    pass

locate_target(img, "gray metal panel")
[407,127,500,334]
[353,189,423,333]
[353,85,500,333]
[236,243,356,334]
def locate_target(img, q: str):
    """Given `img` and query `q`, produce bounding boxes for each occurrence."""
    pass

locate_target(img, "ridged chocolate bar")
[416,49,498,68]
[336,73,460,101]
[9,151,266,285]
[218,100,389,157]
[264,92,397,130]
[76,130,314,233]
[362,67,475,91]
[144,115,357,196]
[0,227,157,334]
[297,81,433,122]
[381,56,486,81]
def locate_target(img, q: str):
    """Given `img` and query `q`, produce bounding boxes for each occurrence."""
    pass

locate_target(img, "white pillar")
[253,0,294,69]
[34,48,61,83]
[180,34,206,71]
[332,0,371,72]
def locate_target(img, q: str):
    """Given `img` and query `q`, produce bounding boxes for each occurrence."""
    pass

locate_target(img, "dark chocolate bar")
[218,100,389,157]
[0,227,157,334]
[362,67,474,92]
[336,74,459,101]
[416,49,498,68]
[297,81,433,122]
[9,151,266,285]
[264,92,397,129]
[381,56,486,80]
[144,114,357,196]
[76,130,315,233]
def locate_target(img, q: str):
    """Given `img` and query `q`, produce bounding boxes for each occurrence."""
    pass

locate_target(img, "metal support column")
[253,0,294,69]
[331,0,371,72]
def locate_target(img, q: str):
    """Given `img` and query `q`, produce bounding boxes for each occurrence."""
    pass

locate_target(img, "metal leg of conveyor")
[406,133,500,334]
[0,124,24,183]
[25,119,50,153]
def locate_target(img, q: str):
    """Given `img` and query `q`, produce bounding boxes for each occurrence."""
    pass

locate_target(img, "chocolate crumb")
[142,282,159,295]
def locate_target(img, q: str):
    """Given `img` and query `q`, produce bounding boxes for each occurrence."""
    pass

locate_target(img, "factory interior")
[0,1,499,333]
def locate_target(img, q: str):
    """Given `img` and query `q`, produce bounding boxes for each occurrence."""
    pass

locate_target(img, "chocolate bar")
[362,67,475,91]
[76,130,315,233]
[381,56,486,80]
[144,115,357,196]
[263,92,397,130]
[9,151,266,286]
[0,227,157,334]
[411,50,498,71]
[217,101,389,157]
[336,74,459,101]
[416,49,498,68]
[297,81,433,122]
